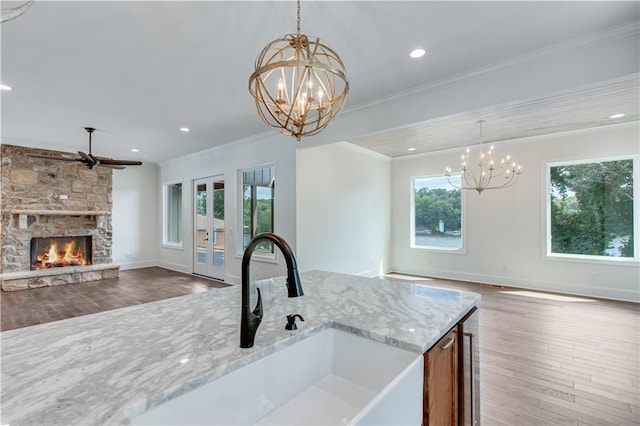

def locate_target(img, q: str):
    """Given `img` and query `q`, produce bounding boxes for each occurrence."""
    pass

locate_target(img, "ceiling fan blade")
[26,153,78,162]
[96,158,143,166]
[27,127,138,171]
[99,164,127,170]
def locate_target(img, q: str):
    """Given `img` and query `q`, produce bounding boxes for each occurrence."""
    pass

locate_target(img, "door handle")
[440,336,455,351]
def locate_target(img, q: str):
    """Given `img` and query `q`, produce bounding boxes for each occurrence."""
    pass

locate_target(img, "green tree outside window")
[413,175,462,249]
[549,158,635,258]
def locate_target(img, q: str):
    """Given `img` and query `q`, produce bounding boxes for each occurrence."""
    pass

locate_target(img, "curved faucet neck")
[241,233,303,298]
[240,233,303,348]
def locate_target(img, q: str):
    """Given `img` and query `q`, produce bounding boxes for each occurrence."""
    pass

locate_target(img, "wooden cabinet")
[423,327,458,426]
[423,307,480,426]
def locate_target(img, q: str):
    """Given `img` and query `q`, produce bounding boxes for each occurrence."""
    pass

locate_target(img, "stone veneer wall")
[1,144,114,276]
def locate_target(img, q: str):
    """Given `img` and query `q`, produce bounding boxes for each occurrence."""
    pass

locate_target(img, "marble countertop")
[0,270,480,425]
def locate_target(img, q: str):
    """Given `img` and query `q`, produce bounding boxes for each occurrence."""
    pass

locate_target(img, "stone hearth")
[1,144,119,291]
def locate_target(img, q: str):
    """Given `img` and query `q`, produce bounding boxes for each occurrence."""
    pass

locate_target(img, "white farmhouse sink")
[132,328,423,425]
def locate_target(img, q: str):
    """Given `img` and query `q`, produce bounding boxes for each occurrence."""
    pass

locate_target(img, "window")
[412,175,463,250]
[548,157,636,260]
[241,166,275,255]
[164,182,182,246]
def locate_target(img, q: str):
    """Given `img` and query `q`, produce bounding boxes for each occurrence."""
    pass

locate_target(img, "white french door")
[193,176,225,280]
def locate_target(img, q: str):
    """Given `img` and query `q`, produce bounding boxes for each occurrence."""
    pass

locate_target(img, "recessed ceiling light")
[180,127,190,132]
[408,147,417,151]
[131,148,139,153]
[409,48,425,59]
[609,113,625,119]
[0,84,12,91]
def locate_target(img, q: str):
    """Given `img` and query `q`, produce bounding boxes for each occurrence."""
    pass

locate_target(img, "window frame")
[410,174,466,254]
[162,181,183,249]
[544,155,639,265]
[237,164,277,262]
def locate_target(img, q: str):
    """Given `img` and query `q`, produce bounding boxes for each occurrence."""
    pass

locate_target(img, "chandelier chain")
[296,0,301,36]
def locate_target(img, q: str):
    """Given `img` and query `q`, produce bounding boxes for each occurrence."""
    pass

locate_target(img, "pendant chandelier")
[1,0,34,23]
[248,0,349,141]
[446,120,522,194]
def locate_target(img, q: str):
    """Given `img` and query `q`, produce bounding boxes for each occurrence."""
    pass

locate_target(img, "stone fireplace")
[1,144,119,291]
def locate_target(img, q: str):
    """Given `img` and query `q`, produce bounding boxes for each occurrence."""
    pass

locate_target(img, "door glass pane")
[213,181,225,268]
[196,183,207,266]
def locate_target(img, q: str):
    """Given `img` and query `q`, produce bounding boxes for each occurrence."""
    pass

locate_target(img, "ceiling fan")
[27,127,143,170]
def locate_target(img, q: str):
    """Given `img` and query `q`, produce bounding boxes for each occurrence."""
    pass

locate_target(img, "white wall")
[157,133,297,285]
[390,123,640,302]
[296,142,391,276]
[112,163,159,269]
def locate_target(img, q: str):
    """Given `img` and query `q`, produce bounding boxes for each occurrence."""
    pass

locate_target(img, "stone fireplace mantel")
[11,210,110,229]
[11,209,110,216]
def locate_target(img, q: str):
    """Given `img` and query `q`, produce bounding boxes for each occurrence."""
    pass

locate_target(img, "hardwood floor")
[2,268,638,425]
[388,273,640,426]
[0,267,228,332]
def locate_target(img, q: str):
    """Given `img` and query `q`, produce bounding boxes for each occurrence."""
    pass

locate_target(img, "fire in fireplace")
[30,236,93,270]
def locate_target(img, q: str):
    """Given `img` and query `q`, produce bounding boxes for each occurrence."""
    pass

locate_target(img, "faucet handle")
[253,288,264,320]
[285,314,305,330]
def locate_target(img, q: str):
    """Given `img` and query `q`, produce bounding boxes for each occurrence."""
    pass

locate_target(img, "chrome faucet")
[240,233,304,348]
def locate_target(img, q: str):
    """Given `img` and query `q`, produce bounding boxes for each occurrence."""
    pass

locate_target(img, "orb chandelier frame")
[1,0,34,23]
[446,120,522,194]
[248,0,349,141]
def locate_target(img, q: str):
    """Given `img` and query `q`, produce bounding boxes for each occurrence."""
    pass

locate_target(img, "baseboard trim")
[390,267,640,303]
[118,260,158,270]
[156,261,190,274]
[354,268,381,278]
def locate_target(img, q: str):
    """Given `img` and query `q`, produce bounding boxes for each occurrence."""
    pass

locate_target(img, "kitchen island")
[0,270,480,425]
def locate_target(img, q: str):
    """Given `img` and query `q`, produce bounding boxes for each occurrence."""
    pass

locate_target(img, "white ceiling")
[1,1,638,163]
